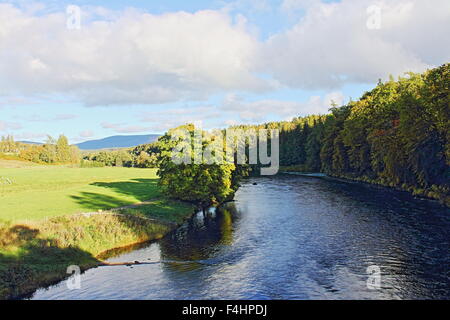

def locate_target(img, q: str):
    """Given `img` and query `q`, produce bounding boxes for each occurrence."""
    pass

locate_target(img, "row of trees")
[0,135,80,164]
[81,149,133,167]
[237,63,448,204]
[81,142,160,168]
[1,134,160,168]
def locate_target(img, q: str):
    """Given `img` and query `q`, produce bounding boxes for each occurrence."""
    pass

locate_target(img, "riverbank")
[0,199,196,299]
[280,167,449,207]
[331,174,449,207]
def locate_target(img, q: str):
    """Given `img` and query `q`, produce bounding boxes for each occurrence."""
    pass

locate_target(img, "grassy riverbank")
[0,165,195,299]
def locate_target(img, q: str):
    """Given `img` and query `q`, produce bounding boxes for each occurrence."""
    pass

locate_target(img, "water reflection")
[160,205,238,262]
[31,175,450,300]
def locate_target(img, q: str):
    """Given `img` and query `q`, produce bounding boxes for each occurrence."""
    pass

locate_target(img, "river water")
[31,175,450,300]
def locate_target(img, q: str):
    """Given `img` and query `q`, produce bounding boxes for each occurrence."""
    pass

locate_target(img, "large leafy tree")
[157,124,240,209]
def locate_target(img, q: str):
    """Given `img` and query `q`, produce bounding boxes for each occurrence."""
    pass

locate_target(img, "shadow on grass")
[70,192,134,211]
[0,224,98,300]
[70,178,160,211]
[91,178,160,202]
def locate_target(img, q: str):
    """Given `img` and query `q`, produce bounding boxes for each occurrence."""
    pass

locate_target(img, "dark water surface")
[32,175,450,299]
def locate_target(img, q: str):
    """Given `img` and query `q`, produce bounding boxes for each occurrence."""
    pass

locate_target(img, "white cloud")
[101,122,154,133]
[0,96,39,107]
[79,130,94,138]
[54,114,78,120]
[223,0,272,13]
[140,106,223,131]
[0,0,448,108]
[14,113,78,122]
[323,91,344,108]
[134,93,343,130]
[264,0,450,89]
[0,120,22,131]
[12,132,47,141]
[280,0,319,12]
[0,4,267,106]
[221,91,344,122]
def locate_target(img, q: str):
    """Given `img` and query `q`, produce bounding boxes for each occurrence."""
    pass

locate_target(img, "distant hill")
[75,134,160,150]
[18,141,43,145]
[17,134,160,150]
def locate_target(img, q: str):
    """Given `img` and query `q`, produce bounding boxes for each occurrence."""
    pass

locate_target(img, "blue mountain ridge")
[19,134,160,150]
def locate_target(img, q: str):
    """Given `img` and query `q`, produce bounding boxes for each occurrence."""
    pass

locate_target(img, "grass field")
[0,166,164,222]
[0,164,195,299]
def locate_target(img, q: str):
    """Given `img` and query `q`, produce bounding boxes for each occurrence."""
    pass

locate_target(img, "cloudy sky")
[0,0,449,143]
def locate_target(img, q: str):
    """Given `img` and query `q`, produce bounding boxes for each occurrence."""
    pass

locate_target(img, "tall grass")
[0,200,195,299]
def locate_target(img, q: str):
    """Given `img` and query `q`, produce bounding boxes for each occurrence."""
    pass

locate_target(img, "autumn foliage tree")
[156,124,241,209]
[1,134,80,164]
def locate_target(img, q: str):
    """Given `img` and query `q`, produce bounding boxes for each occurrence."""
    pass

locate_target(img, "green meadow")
[0,164,195,299]
[1,166,162,222]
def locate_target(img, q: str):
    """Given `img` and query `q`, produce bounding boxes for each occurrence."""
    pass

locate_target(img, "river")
[31,174,450,299]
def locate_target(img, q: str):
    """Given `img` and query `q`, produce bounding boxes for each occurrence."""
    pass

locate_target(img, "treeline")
[81,143,160,168]
[0,135,21,154]
[240,63,449,204]
[0,134,161,168]
[0,135,80,164]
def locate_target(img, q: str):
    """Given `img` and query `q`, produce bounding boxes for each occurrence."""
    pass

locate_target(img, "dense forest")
[235,63,449,205]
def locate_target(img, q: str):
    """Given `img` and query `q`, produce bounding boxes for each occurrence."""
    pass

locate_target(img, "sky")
[0,0,449,143]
